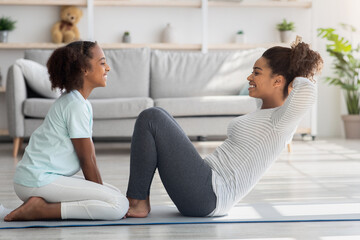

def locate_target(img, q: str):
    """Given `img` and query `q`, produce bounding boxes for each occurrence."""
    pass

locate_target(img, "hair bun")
[289,40,323,83]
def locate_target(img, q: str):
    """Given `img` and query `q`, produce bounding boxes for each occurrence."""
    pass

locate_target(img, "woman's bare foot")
[126,196,151,218]
[4,197,60,221]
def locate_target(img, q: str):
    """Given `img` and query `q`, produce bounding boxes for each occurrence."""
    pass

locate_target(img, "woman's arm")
[272,77,317,132]
[71,138,103,185]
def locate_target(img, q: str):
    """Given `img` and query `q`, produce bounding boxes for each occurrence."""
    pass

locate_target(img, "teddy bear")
[51,6,83,44]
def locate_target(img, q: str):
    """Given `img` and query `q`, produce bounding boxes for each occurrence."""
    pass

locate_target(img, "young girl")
[126,38,323,218]
[5,41,129,221]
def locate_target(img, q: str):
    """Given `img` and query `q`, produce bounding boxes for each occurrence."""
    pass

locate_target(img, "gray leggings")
[126,107,217,217]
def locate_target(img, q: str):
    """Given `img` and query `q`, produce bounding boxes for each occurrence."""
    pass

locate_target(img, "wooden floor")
[1,138,360,239]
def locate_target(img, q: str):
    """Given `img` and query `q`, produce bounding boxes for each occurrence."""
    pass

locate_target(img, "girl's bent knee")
[112,195,129,220]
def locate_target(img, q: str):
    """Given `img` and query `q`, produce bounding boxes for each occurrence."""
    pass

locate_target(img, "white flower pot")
[342,115,360,139]
[0,31,9,43]
[235,34,245,44]
[279,31,293,43]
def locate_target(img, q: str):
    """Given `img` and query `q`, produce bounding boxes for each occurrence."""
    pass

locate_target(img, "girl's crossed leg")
[5,175,129,221]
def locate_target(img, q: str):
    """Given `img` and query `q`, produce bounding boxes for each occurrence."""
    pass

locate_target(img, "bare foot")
[126,197,151,218]
[4,197,60,221]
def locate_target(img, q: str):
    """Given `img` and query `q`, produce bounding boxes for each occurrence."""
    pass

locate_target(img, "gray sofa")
[6,47,264,157]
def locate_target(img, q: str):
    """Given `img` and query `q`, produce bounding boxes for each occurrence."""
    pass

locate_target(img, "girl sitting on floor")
[5,41,129,221]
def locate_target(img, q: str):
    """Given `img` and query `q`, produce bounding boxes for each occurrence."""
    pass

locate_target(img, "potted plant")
[235,30,245,44]
[0,16,16,43]
[276,19,295,43]
[122,31,131,43]
[318,24,360,139]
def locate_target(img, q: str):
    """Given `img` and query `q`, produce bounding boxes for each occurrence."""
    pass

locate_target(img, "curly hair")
[47,41,98,93]
[261,42,323,97]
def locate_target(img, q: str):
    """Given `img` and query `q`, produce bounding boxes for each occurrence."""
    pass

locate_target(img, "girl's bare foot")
[4,197,60,221]
[126,196,151,218]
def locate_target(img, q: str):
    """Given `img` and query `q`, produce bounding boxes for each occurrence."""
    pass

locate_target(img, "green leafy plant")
[0,16,16,31]
[318,24,360,115]
[276,19,295,32]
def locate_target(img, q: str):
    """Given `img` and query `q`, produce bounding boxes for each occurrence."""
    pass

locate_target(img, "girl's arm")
[71,138,103,185]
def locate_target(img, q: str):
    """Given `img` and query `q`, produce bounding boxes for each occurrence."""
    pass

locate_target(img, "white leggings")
[14,175,129,220]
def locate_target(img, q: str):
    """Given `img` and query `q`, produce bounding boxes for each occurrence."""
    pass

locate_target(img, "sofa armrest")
[6,64,27,138]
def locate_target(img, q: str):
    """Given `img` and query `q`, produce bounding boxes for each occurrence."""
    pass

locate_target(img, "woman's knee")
[136,107,168,125]
[139,107,166,118]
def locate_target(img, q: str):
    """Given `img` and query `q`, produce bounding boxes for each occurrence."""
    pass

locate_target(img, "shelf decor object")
[0,16,16,43]
[161,23,176,43]
[235,30,245,44]
[276,18,295,43]
[122,31,131,43]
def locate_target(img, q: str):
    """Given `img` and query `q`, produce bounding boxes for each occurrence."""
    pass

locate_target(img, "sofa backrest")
[92,48,150,99]
[150,48,265,98]
[24,48,151,99]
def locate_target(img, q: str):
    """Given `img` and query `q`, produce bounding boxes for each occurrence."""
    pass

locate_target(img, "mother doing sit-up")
[126,37,323,218]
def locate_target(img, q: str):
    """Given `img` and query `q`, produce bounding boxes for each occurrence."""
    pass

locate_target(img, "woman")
[5,41,129,221]
[126,38,323,218]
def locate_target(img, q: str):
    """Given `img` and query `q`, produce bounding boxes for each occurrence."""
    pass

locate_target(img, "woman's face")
[247,57,282,100]
[84,44,110,88]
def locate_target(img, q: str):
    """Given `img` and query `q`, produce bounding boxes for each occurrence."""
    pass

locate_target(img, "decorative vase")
[279,30,292,43]
[0,31,9,43]
[342,115,360,139]
[161,23,176,43]
[122,32,131,43]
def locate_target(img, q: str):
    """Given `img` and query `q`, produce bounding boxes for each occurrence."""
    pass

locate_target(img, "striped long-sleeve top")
[204,77,316,216]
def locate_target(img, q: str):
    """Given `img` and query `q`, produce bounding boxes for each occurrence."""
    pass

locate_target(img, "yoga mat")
[1,202,360,229]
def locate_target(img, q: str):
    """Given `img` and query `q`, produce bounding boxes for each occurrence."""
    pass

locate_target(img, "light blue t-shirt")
[14,90,93,188]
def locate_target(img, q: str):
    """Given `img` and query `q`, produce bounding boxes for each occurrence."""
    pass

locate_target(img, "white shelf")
[208,1,311,8]
[0,42,290,50]
[0,0,87,6]
[0,0,312,8]
[94,0,201,7]
[0,42,65,49]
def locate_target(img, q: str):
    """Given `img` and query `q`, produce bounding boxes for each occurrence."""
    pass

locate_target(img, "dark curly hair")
[47,41,98,93]
[262,42,323,98]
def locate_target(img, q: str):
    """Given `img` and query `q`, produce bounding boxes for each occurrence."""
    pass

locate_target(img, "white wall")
[0,0,358,137]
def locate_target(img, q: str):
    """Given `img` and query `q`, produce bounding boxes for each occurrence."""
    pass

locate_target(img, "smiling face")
[84,44,110,89]
[247,57,286,108]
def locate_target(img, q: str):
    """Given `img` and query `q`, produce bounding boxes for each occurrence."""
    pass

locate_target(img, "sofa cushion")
[24,48,151,99]
[23,97,153,119]
[154,96,257,117]
[23,98,55,118]
[150,48,264,98]
[90,97,153,119]
[15,59,61,99]
[90,48,151,99]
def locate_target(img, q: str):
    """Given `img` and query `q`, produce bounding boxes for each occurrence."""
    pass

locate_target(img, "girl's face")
[247,57,283,100]
[84,44,110,88]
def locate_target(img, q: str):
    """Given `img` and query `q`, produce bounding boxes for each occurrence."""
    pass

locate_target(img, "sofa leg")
[197,136,207,141]
[13,137,23,158]
[287,143,292,153]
